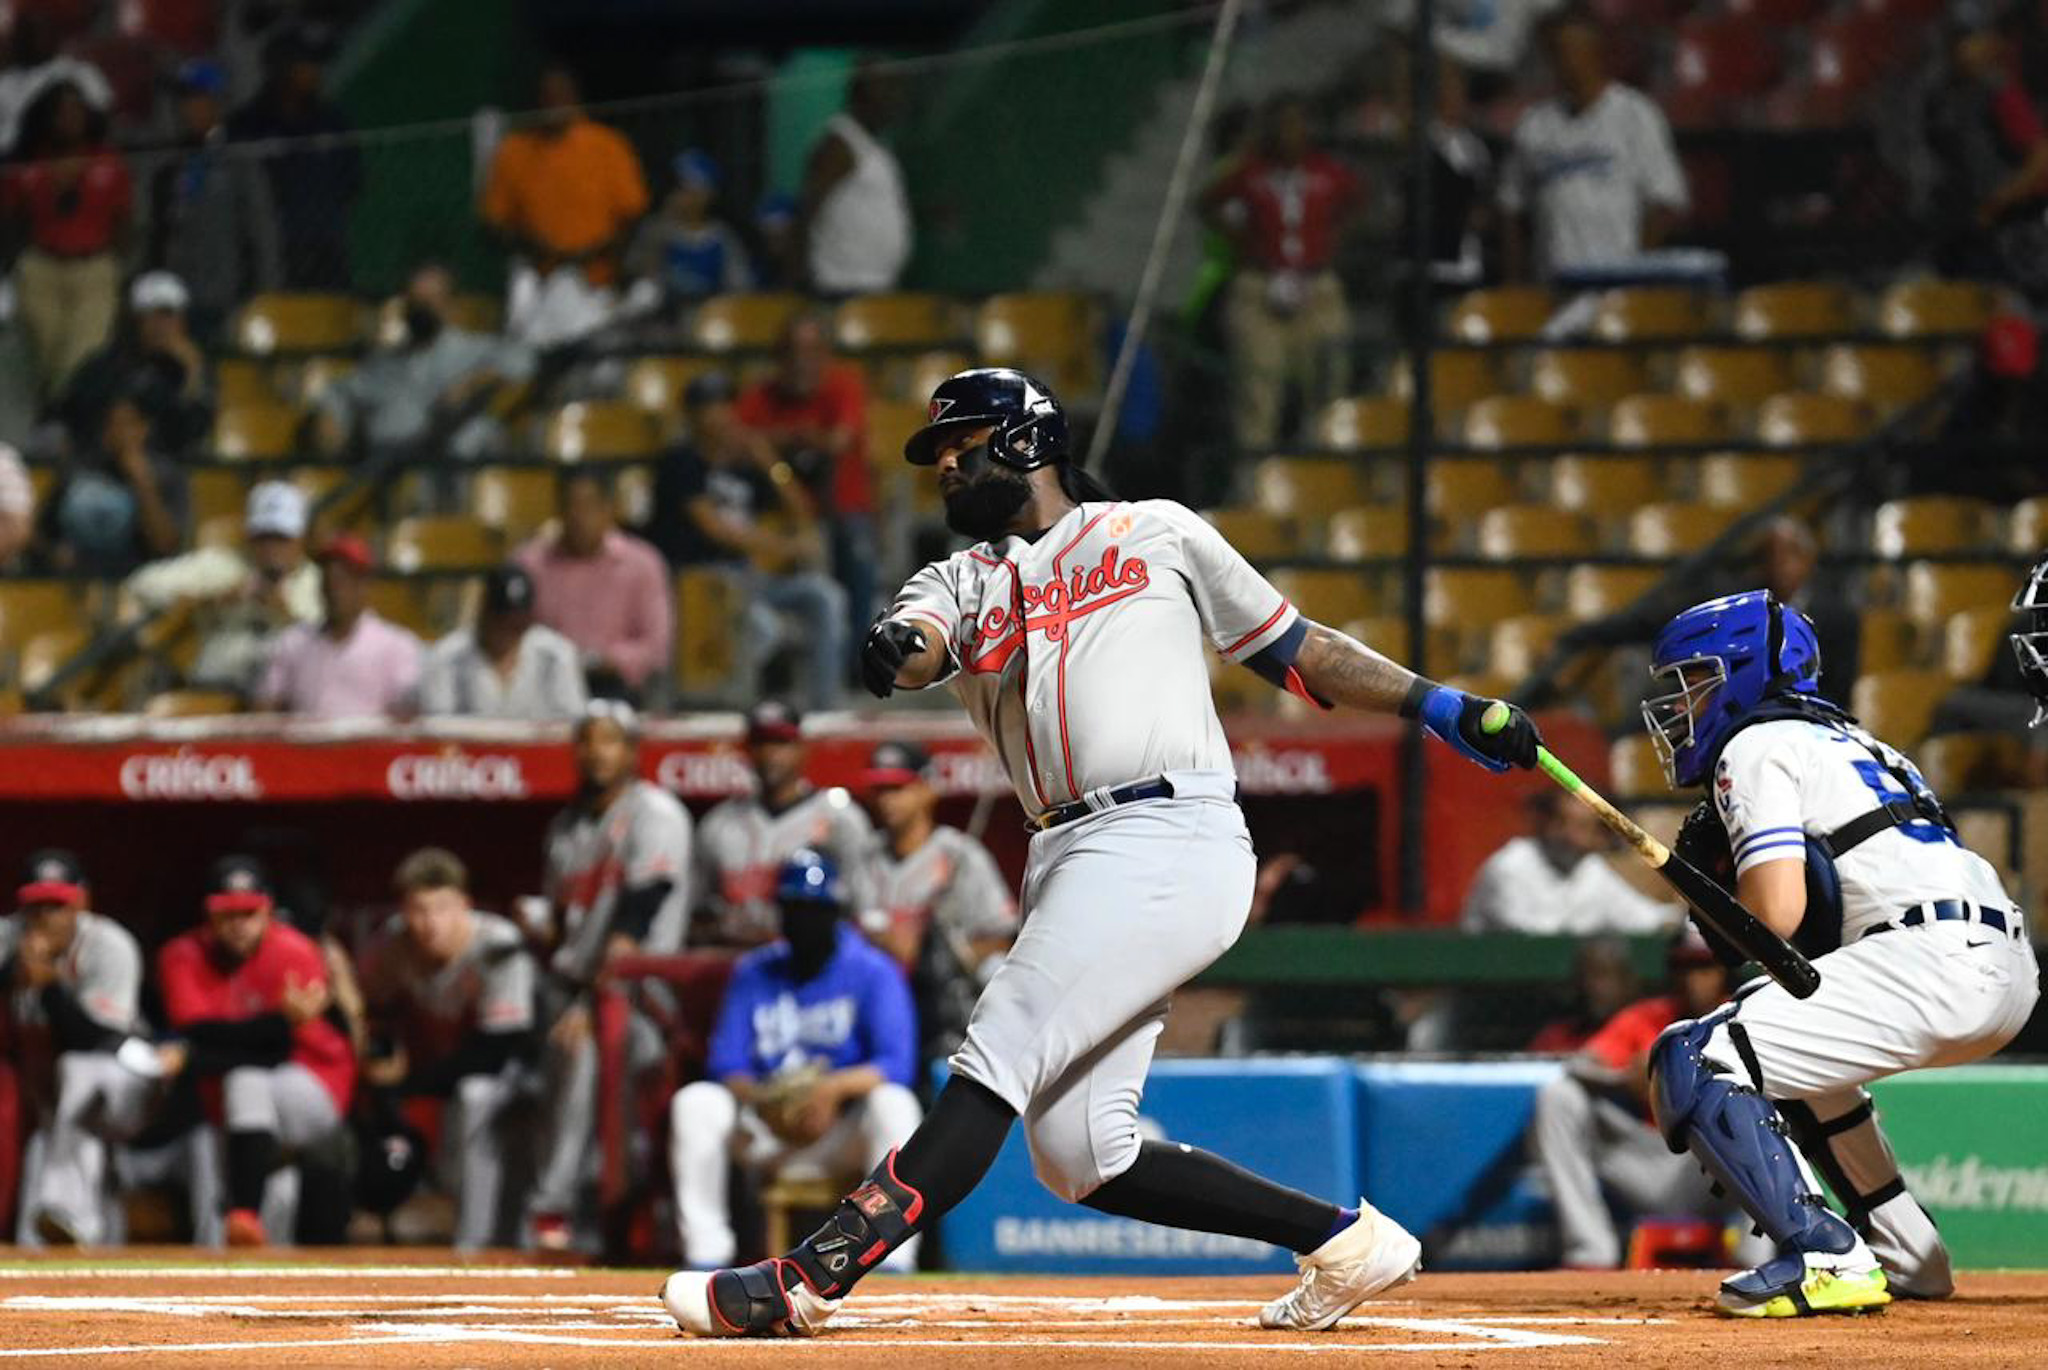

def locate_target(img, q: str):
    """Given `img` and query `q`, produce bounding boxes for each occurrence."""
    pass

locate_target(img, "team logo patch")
[851,1183,894,1219]
[1107,511,1134,538]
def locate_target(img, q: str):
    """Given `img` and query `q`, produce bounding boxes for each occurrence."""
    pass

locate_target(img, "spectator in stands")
[736,312,875,655]
[668,849,920,1270]
[481,63,649,341]
[1916,17,2048,287]
[1529,928,1754,1269]
[856,742,1016,1063]
[0,850,156,1246]
[516,468,672,703]
[1756,516,1859,706]
[652,372,845,710]
[1462,792,1679,936]
[752,192,801,291]
[62,271,214,459]
[255,535,422,719]
[1499,12,1687,283]
[147,60,281,338]
[0,79,131,402]
[0,14,112,158]
[312,262,535,461]
[38,394,187,577]
[226,27,363,291]
[125,479,319,697]
[1526,936,1642,1053]
[418,564,586,720]
[627,150,751,304]
[358,848,538,1252]
[799,59,912,293]
[0,443,33,570]
[156,855,355,1247]
[1200,95,1363,452]
[1394,56,1492,291]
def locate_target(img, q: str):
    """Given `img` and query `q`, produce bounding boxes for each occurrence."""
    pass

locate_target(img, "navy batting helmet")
[903,367,1069,472]
[775,848,845,907]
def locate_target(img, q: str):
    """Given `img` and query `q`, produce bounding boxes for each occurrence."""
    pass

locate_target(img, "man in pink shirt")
[256,535,422,718]
[516,468,673,702]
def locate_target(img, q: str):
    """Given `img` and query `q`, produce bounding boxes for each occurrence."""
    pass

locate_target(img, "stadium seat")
[194,514,241,550]
[1443,670,1513,701]
[890,349,976,406]
[1446,287,1554,342]
[833,294,965,350]
[1857,605,1914,674]
[624,357,723,417]
[215,359,272,408]
[1674,347,1796,409]
[1850,669,1949,749]
[868,400,933,477]
[1548,454,1664,518]
[1591,288,1711,341]
[976,292,1101,396]
[1901,562,2014,629]
[1878,280,1995,339]
[1251,457,1368,519]
[1268,568,1380,625]
[1732,282,1856,339]
[1871,496,1997,559]
[1609,733,1667,796]
[1337,615,1458,671]
[1563,564,1664,619]
[540,402,660,462]
[290,356,356,407]
[1314,397,1410,451]
[386,516,503,573]
[187,468,249,529]
[1463,396,1575,449]
[1771,13,1894,127]
[16,625,89,693]
[1474,506,1596,560]
[1695,453,1804,508]
[1628,502,1739,556]
[143,689,243,719]
[1424,458,1519,518]
[1424,567,1534,629]
[2008,495,2048,555]
[1488,613,1571,680]
[1914,732,2026,795]
[447,294,504,335]
[1202,508,1292,562]
[1609,394,1730,446]
[466,468,555,542]
[1940,604,2013,683]
[1324,507,1410,560]
[232,294,363,355]
[1818,344,1943,412]
[689,293,809,352]
[674,568,742,697]
[1663,16,1782,127]
[364,579,437,639]
[1755,392,1872,446]
[1528,348,1650,411]
[213,403,304,461]
[1387,351,1501,414]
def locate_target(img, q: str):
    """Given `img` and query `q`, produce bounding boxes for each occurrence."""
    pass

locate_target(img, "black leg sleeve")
[1081,1139,1345,1254]
[888,1075,1017,1218]
[225,1129,278,1213]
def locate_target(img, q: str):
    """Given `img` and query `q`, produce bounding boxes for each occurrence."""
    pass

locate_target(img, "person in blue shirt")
[626,150,752,304]
[668,849,921,1270]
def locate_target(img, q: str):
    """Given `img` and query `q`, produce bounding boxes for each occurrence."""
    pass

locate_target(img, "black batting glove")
[861,619,928,700]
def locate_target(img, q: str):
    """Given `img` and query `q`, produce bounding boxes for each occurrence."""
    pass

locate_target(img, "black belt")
[1029,777,1175,832]
[1860,901,2022,941]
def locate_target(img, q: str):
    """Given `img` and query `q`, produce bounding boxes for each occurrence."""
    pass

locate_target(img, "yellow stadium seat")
[1610,733,1667,795]
[1202,508,1292,562]
[1851,669,1950,749]
[1549,454,1663,518]
[2009,495,2048,555]
[623,356,722,416]
[1443,670,1513,701]
[1914,732,2026,795]
[540,402,660,462]
[867,400,931,475]
[1871,496,1997,559]
[1696,453,1804,509]
[1314,397,1409,451]
[1609,394,1730,447]
[1628,502,1740,556]
[1489,612,1571,680]
[1878,280,1995,338]
[187,468,249,528]
[1527,348,1650,410]
[386,516,503,573]
[1941,604,2013,683]
[1462,395,1575,449]
[674,567,742,696]
[976,292,1100,396]
[1447,287,1555,342]
[1902,562,2015,628]
[1251,457,1367,519]
[1324,507,1410,560]
[1388,351,1501,414]
[1563,565,1663,619]
[1858,606,1914,674]
[289,356,356,407]
[1474,506,1596,560]
[364,579,436,638]
[212,403,304,461]
[144,689,243,719]
[232,293,363,355]
[1732,282,1857,339]
[1424,567,1534,629]
[689,293,809,352]
[1755,392,1872,446]
[1818,345,1943,412]
[215,359,273,408]
[446,293,503,334]
[16,625,89,693]
[1337,615,1458,670]
[1268,568,1380,625]
[833,294,965,350]
[1592,288,1711,341]
[471,468,558,541]
[1424,458,1518,517]
[1674,347,1796,409]
[194,514,241,550]
[889,349,975,406]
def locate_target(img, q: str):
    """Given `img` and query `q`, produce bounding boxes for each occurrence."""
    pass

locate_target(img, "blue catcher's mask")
[1642,589,1822,788]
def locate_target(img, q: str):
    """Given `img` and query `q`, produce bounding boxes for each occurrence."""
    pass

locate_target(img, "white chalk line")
[0,1266,575,1279]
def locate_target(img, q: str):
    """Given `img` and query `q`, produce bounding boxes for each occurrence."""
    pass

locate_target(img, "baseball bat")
[1481,703,1821,999]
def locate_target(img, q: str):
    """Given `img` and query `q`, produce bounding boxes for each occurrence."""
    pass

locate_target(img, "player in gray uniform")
[1,852,158,1246]
[528,700,693,1249]
[856,741,1017,1061]
[664,367,1544,1338]
[360,848,538,1251]
[694,700,877,947]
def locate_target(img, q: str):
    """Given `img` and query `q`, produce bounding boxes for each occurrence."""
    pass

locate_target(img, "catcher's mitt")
[752,1060,827,1139]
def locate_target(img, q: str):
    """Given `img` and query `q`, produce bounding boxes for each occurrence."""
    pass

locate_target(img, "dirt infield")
[0,1253,2038,1366]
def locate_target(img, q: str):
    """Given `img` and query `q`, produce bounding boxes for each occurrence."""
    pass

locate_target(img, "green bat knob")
[1480,700,1512,734]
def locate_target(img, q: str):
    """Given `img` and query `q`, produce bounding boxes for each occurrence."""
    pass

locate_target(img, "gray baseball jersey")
[862,826,1017,950]
[362,910,536,1060]
[890,499,1299,816]
[544,780,694,983]
[693,786,877,944]
[0,911,143,1035]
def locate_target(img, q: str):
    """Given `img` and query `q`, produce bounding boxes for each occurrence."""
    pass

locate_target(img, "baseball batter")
[1641,590,2040,1316]
[694,701,877,946]
[664,366,1544,1337]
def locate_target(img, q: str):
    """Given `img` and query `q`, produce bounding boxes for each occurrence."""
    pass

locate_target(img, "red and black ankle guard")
[787,1148,926,1297]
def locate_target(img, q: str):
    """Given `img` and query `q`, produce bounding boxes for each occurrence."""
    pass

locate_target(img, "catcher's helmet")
[1642,589,1821,787]
[2012,554,2048,727]
[775,848,845,907]
[903,367,1069,472]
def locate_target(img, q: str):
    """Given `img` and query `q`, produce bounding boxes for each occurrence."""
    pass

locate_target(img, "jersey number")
[1849,760,1953,847]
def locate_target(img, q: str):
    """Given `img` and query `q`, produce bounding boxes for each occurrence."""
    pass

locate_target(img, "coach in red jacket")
[157,856,355,1246]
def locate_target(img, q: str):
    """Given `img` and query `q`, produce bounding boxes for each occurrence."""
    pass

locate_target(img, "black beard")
[943,468,1034,540]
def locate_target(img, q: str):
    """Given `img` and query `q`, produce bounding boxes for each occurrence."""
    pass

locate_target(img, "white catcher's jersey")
[1713,719,2012,943]
[544,780,693,983]
[694,787,877,945]
[890,500,1299,816]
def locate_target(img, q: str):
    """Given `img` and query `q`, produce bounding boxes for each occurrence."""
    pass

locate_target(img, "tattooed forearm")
[1293,621,1424,716]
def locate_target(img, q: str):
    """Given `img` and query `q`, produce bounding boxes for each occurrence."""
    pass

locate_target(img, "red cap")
[1984,314,2039,380]
[317,533,375,573]
[17,850,85,907]
[745,700,803,743]
[859,740,931,789]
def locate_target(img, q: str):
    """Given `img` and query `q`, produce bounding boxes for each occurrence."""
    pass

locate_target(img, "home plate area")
[0,1261,2039,1367]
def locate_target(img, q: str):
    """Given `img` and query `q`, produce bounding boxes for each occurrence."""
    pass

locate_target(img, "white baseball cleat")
[1257,1200,1422,1332]
[660,1265,842,1338]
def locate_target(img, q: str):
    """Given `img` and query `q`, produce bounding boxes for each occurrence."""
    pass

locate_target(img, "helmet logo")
[1022,381,1053,414]
[928,396,956,422]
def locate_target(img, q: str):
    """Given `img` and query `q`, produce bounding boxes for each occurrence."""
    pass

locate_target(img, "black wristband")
[1398,676,1440,720]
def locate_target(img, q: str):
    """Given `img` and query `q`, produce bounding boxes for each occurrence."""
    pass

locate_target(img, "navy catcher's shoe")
[1717,1249,1890,1318]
